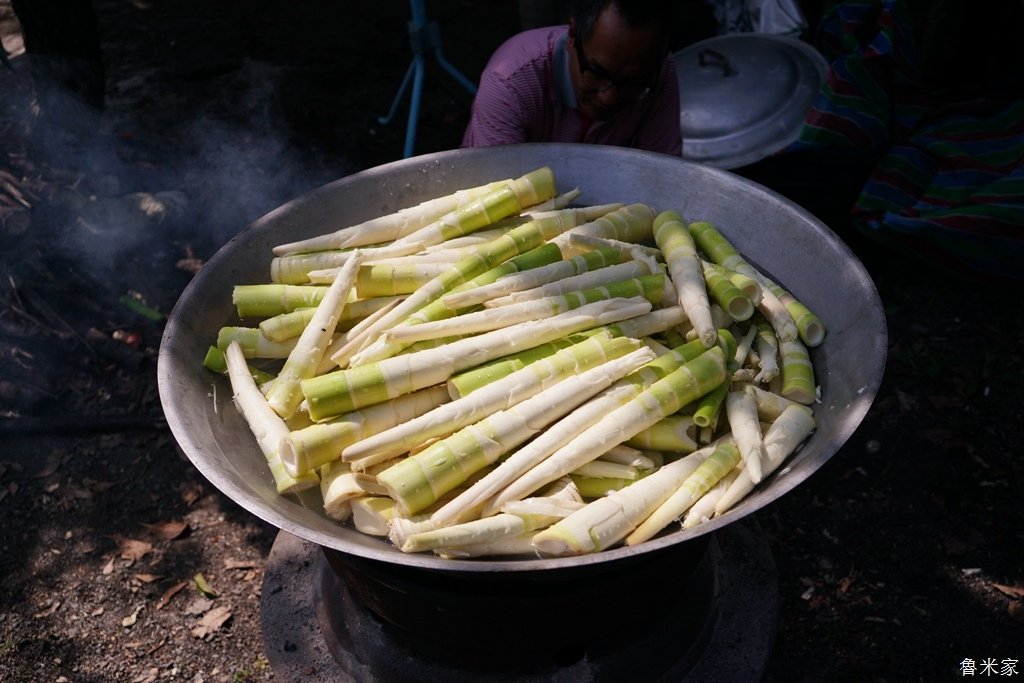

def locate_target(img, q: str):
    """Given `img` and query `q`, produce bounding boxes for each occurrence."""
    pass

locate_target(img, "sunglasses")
[574,39,657,101]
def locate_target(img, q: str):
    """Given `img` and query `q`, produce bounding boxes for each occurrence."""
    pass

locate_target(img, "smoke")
[21,57,360,297]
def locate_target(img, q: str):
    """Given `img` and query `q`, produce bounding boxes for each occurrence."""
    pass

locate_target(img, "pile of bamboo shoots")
[201,166,825,558]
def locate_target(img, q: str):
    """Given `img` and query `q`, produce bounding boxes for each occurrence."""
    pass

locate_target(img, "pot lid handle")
[698,48,733,76]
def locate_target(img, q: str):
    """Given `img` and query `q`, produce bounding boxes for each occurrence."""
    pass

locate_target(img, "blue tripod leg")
[378,59,417,128]
[379,0,478,158]
[403,54,427,159]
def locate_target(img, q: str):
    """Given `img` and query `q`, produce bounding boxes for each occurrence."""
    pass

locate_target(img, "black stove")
[261,519,778,682]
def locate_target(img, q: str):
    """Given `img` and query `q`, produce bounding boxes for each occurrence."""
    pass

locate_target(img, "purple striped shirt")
[461,26,682,156]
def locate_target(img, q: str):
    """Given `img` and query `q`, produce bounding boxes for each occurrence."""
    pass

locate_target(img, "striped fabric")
[785,0,1024,282]
[788,0,928,155]
[854,98,1024,283]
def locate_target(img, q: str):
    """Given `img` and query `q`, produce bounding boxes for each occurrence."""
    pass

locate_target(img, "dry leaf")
[155,580,188,610]
[116,537,153,563]
[67,483,92,501]
[144,638,166,657]
[33,456,61,478]
[102,556,116,575]
[992,583,1024,600]
[176,257,204,274]
[185,597,214,616]
[90,607,105,617]
[131,667,158,683]
[33,600,61,618]
[141,520,189,540]
[122,605,141,627]
[180,483,203,506]
[134,573,163,584]
[224,558,260,570]
[191,606,232,639]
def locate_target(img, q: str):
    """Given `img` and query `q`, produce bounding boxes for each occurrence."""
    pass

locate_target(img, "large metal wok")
[157,143,886,574]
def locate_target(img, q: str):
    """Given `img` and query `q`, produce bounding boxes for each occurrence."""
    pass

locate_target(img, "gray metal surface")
[675,34,828,169]
[157,143,886,573]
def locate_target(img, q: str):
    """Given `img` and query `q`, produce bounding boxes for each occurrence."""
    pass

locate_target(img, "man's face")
[567,6,664,122]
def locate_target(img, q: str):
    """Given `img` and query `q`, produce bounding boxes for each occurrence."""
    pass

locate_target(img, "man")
[462,0,682,156]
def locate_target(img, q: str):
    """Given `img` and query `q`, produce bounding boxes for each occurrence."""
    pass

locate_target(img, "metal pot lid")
[674,33,828,169]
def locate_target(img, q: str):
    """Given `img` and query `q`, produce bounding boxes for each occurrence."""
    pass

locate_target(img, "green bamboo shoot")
[624,415,698,453]
[571,460,640,481]
[320,459,391,519]
[563,233,665,262]
[433,533,539,559]
[349,209,594,365]
[258,308,318,342]
[217,327,299,359]
[398,483,582,554]
[361,242,565,353]
[753,321,780,383]
[376,345,657,515]
[625,440,741,545]
[270,240,429,285]
[440,246,624,309]
[233,284,327,319]
[265,253,362,418]
[653,210,715,347]
[203,345,275,385]
[300,298,652,420]
[223,341,319,495]
[433,337,719,525]
[483,259,658,309]
[714,403,816,516]
[486,346,728,513]
[272,179,513,255]
[779,338,817,404]
[389,167,556,249]
[530,446,719,555]
[319,297,404,373]
[352,261,451,297]
[349,496,420,536]
[726,385,768,483]
[385,274,665,345]
[445,333,595,399]
[279,384,450,477]
[701,260,754,322]
[688,220,798,343]
[748,385,802,422]
[681,467,740,529]
[753,272,825,347]
[598,444,658,469]
[550,203,655,249]
[342,333,642,467]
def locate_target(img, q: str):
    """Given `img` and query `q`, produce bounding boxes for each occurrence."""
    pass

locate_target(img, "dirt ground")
[1,1,1022,682]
